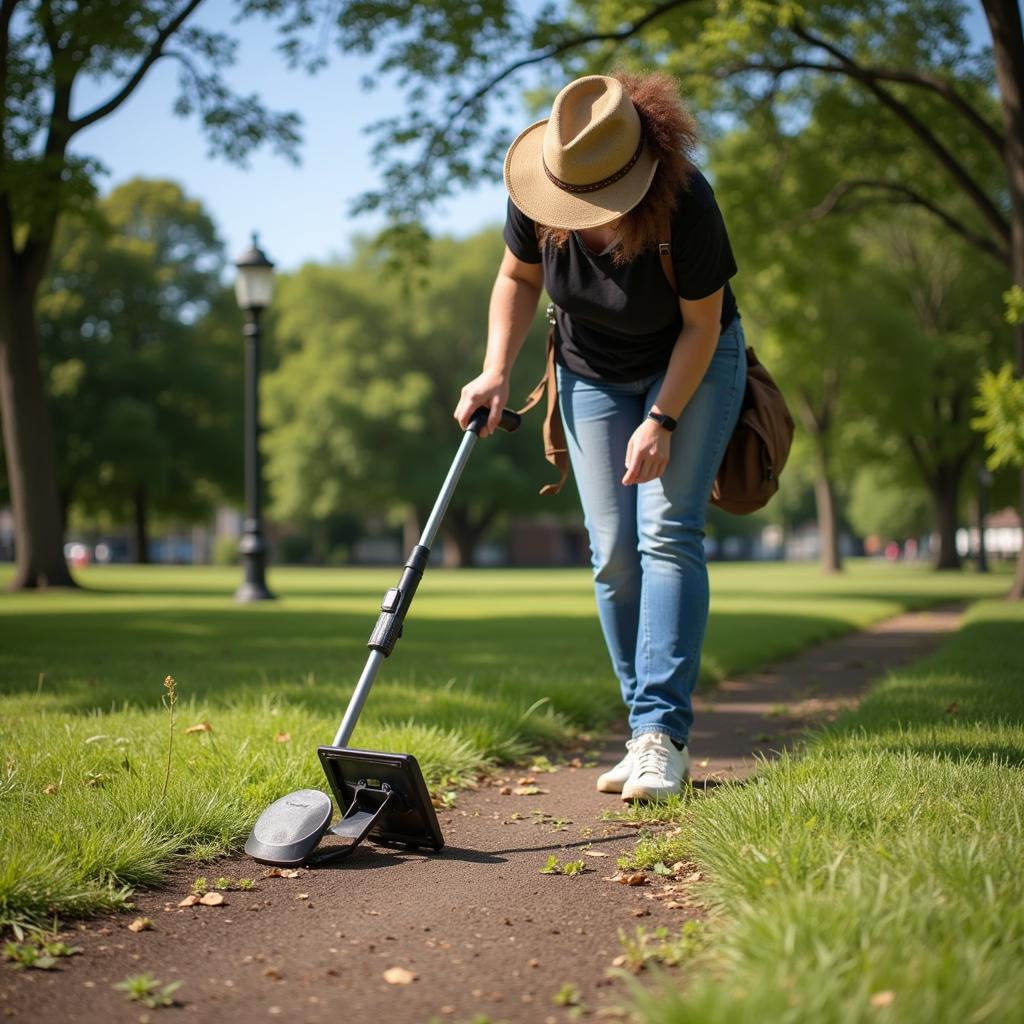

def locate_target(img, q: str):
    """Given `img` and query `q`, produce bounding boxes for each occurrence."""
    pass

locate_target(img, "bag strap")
[658,217,676,293]
[515,319,569,496]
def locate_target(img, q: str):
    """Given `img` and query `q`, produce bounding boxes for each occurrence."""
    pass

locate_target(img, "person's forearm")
[483,274,543,381]
[652,322,721,419]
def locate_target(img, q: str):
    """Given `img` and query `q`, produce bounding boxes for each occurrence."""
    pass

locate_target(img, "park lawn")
[0,560,1010,930]
[622,599,1024,1024]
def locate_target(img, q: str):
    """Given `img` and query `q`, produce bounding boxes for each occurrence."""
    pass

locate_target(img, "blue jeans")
[557,317,747,746]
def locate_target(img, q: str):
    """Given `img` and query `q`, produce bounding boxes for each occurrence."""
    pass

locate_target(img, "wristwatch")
[647,411,678,433]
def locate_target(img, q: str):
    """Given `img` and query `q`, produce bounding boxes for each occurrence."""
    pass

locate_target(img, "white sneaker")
[596,738,639,793]
[621,733,690,802]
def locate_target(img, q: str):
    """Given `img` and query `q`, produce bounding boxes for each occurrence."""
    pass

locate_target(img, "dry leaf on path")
[513,785,546,796]
[199,892,225,906]
[382,967,417,985]
[262,868,302,879]
[127,917,153,932]
[610,871,649,886]
[295,893,309,900]
[499,785,512,795]
[184,721,212,734]
[177,895,200,907]
[516,776,536,786]
[585,850,610,858]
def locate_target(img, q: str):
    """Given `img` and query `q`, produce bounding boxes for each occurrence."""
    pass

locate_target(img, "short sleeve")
[503,197,542,264]
[671,201,737,301]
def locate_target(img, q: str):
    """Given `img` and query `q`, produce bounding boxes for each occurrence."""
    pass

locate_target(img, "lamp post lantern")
[234,233,276,602]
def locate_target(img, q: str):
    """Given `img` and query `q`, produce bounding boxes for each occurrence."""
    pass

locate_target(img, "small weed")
[549,817,572,831]
[653,861,673,876]
[615,920,706,973]
[191,876,208,895]
[540,854,561,875]
[236,878,255,891]
[553,981,583,1007]
[3,933,81,971]
[562,859,587,876]
[160,675,178,799]
[213,877,232,891]
[114,973,182,1008]
[437,791,458,809]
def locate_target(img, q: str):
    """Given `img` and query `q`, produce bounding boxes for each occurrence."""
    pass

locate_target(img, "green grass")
[0,560,1010,930]
[622,600,1024,1024]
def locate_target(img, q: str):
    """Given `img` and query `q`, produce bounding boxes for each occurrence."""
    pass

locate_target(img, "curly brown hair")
[536,71,699,265]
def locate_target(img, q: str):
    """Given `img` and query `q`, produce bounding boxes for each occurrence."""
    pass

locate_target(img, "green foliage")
[261,228,561,560]
[113,973,182,1009]
[3,933,81,971]
[1003,285,1024,325]
[846,464,931,542]
[973,363,1024,471]
[38,178,242,534]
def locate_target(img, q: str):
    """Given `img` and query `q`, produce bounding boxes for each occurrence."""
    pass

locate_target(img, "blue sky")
[69,6,524,272]
[68,2,994,274]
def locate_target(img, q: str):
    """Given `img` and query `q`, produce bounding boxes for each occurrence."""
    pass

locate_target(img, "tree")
[340,0,1024,592]
[0,0,304,588]
[262,228,556,565]
[39,177,240,558]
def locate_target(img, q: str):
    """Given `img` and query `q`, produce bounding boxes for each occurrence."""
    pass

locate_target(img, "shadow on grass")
[3,608,873,717]
[824,618,1024,766]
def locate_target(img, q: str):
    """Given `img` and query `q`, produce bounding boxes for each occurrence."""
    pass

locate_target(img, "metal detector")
[245,406,522,867]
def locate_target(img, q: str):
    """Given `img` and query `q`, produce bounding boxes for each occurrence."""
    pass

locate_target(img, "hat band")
[542,134,645,195]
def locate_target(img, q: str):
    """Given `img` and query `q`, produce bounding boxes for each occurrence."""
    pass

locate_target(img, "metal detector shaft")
[332,406,521,747]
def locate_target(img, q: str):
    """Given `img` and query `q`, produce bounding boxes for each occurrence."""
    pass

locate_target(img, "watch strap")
[648,411,678,433]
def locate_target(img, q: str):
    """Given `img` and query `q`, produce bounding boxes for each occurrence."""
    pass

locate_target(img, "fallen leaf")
[184,721,212,734]
[664,900,688,909]
[585,850,610,858]
[611,954,628,968]
[177,895,200,907]
[513,785,546,796]
[382,967,417,985]
[274,732,291,743]
[127,917,153,932]
[262,868,301,879]
[612,871,649,887]
[199,892,225,906]
[42,783,59,795]
[499,785,512,795]
[516,776,536,786]
[870,991,896,1008]
[263,967,284,980]
[296,893,309,900]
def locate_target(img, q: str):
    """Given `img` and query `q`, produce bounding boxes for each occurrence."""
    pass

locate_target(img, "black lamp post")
[234,233,276,602]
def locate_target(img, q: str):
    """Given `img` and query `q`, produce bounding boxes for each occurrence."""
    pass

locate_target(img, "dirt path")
[1,606,961,1024]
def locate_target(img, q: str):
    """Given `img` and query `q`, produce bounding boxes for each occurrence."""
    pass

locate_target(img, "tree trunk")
[133,485,150,564]
[983,0,1024,598]
[441,504,496,568]
[812,468,842,573]
[928,468,962,570]
[0,286,75,589]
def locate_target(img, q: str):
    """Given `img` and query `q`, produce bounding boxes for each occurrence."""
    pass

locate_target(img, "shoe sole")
[596,778,625,793]
[621,776,690,802]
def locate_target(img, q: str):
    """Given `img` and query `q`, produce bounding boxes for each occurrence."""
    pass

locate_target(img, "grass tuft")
[627,600,1024,1024]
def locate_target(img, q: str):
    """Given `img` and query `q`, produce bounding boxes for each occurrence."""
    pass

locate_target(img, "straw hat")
[503,75,659,230]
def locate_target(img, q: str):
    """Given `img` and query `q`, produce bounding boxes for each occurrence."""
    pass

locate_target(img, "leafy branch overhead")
[332,0,1009,266]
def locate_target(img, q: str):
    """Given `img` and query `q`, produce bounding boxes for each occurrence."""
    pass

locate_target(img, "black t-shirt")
[503,169,739,382]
